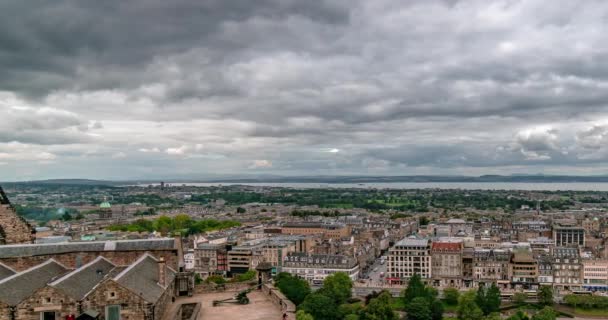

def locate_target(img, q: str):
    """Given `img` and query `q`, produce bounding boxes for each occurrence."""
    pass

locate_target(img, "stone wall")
[154,279,175,320]
[15,286,78,320]
[0,302,12,320]
[261,284,296,320]
[0,204,34,245]
[0,249,179,272]
[83,280,148,320]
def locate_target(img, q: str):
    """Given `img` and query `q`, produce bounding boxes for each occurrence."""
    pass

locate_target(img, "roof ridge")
[0,259,65,285]
[113,253,155,281]
[49,256,115,286]
[0,262,17,274]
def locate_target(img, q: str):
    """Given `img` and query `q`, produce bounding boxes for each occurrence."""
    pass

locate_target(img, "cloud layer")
[2,0,608,180]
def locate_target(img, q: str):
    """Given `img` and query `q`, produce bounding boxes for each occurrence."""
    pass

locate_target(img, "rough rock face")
[0,187,35,245]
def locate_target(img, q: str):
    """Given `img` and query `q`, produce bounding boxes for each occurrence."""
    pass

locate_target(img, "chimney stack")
[158,257,166,287]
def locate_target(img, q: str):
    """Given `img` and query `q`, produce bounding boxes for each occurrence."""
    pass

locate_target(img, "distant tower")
[99,197,112,219]
[160,181,165,190]
[536,200,541,215]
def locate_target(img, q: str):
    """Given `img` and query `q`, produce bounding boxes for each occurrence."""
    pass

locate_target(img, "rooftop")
[50,256,116,300]
[0,238,177,258]
[114,253,176,303]
[0,259,68,306]
[394,238,429,247]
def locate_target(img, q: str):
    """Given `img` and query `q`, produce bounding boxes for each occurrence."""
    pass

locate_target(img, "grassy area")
[574,308,608,317]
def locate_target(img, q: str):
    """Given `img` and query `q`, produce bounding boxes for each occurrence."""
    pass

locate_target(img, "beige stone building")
[473,248,510,289]
[431,240,463,288]
[281,222,350,240]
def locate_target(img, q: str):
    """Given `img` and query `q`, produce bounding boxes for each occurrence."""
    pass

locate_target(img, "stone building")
[282,252,359,285]
[82,254,175,320]
[0,259,69,320]
[387,238,432,284]
[537,254,554,286]
[0,187,35,245]
[0,238,181,271]
[281,222,350,240]
[13,257,116,320]
[98,201,113,219]
[431,240,463,288]
[0,254,176,320]
[509,250,539,290]
[552,247,582,293]
[473,248,510,289]
[553,225,585,247]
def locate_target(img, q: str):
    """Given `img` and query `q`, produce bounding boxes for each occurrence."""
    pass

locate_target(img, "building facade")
[282,252,359,285]
[431,240,463,288]
[387,238,432,284]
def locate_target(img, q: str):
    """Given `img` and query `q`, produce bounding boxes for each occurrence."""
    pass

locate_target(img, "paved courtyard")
[164,290,285,320]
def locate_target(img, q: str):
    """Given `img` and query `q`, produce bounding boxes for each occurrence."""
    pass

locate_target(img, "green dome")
[100,201,112,209]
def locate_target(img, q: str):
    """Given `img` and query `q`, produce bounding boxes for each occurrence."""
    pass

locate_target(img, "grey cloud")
[2,0,608,179]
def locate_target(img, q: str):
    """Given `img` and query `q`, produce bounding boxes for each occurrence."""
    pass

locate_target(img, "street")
[360,256,388,287]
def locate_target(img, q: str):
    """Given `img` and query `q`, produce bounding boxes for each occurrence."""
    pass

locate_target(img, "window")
[106,305,121,320]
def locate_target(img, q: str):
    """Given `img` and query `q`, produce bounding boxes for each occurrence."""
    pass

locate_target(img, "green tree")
[322,272,353,305]
[338,303,364,319]
[444,287,460,305]
[300,293,338,320]
[507,310,530,320]
[512,292,527,306]
[532,307,556,320]
[296,310,314,320]
[275,272,311,305]
[406,297,432,320]
[482,283,501,315]
[345,315,361,320]
[537,286,553,306]
[484,312,502,320]
[458,290,484,320]
[236,207,246,213]
[361,291,397,320]
[402,274,427,306]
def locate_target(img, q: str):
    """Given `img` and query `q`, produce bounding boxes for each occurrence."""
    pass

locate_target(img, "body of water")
[134,182,608,191]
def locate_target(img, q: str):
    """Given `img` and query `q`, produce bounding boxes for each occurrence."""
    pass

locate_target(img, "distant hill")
[4,175,608,185]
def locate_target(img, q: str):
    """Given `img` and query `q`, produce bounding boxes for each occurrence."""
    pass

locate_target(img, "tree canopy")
[275,272,311,306]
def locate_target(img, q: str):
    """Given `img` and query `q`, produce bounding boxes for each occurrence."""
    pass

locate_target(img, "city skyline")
[2,1,608,180]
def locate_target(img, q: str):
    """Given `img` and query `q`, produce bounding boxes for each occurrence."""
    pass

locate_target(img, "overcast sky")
[2,0,608,181]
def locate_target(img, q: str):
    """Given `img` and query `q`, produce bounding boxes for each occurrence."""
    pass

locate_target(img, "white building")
[387,238,432,284]
[282,252,359,285]
[184,249,195,270]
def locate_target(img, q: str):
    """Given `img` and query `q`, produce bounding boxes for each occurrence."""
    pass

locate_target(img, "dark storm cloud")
[2,0,608,180]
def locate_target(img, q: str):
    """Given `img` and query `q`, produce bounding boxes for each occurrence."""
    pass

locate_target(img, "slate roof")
[114,254,175,303]
[0,262,16,281]
[0,259,68,306]
[395,238,429,247]
[50,256,116,300]
[0,238,177,258]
